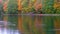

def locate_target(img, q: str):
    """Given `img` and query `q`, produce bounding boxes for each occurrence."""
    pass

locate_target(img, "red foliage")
[0,0,2,3]
[3,2,7,11]
[35,4,42,11]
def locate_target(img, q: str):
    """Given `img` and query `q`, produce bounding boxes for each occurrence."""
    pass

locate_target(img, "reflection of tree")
[8,15,18,29]
[54,16,60,34]
[42,16,55,34]
[18,15,24,34]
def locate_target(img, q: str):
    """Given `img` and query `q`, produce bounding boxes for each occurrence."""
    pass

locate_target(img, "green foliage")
[8,0,18,14]
[42,0,55,14]
[4,0,60,14]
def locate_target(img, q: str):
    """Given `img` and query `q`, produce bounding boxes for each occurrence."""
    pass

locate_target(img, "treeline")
[1,0,60,14]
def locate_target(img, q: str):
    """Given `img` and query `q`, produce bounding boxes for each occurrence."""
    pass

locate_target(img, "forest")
[0,0,60,14]
[0,0,60,34]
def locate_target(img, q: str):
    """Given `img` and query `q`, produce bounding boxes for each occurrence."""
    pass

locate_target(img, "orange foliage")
[35,4,42,11]
[17,0,22,10]
[3,2,7,11]
[3,0,9,11]
[54,3,60,8]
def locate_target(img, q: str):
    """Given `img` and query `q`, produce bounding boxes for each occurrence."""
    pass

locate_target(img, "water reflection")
[0,15,19,34]
[0,15,60,34]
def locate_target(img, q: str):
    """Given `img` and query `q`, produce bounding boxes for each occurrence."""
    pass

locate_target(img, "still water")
[0,15,19,34]
[0,15,60,34]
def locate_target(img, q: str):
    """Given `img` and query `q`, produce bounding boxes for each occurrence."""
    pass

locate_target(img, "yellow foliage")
[17,0,22,10]
[54,2,60,8]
